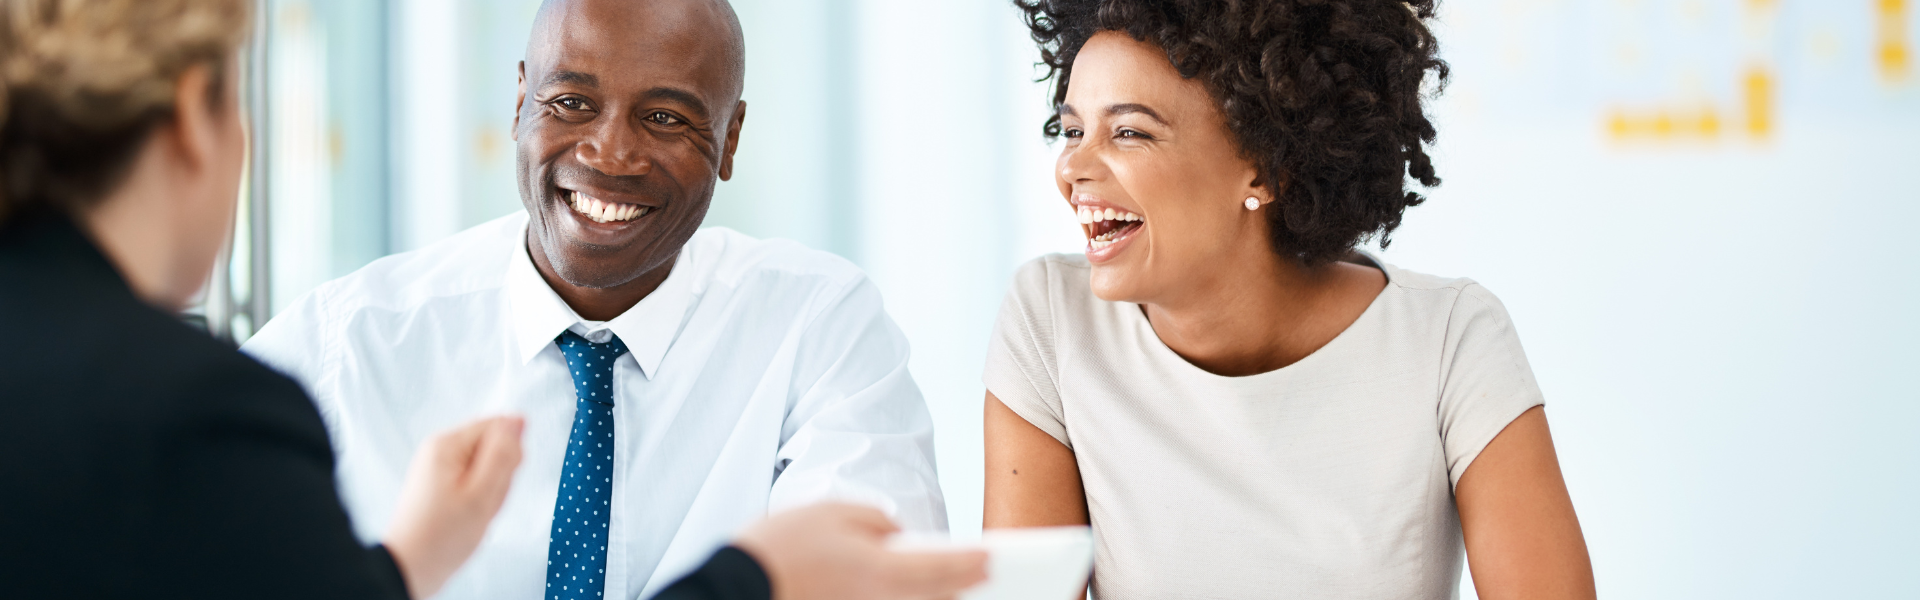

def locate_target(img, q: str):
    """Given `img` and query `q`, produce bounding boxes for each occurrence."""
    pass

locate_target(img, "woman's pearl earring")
[1244,197,1261,210]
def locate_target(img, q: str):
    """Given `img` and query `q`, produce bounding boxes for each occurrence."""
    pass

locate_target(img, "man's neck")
[525,234,675,322]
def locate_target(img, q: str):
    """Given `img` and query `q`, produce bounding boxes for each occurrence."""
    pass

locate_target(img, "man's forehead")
[527,0,743,97]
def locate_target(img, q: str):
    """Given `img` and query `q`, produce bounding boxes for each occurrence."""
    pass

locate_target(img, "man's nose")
[575,116,654,177]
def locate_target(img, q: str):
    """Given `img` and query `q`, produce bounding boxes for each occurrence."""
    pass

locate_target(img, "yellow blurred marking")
[1602,0,1779,145]
[475,127,503,164]
[1743,66,1773,138]
[1602,105,1733,142]
[1699,107,1722,136]
[1607,109,1632,138]
[1882,0,1912,82]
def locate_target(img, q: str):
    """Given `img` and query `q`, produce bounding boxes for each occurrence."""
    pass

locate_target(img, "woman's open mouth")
[1078,205,1144,250]
[567,190,653,223]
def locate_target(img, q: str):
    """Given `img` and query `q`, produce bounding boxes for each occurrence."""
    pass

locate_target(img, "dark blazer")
[0,212,769,600]
[0,212,411,598]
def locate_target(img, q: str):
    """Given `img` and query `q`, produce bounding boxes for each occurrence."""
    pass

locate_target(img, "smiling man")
[242,1,947,599]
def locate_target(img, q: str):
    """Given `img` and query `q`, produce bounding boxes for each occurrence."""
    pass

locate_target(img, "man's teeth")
[568,191,651,223]
[1076,205,1143,224]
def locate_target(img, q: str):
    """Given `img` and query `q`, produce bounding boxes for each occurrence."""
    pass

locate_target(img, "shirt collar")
[505,223,695,379]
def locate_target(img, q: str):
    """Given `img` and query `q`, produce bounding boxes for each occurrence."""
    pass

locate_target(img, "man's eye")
[647,111,682,125]
[554,97,590,111]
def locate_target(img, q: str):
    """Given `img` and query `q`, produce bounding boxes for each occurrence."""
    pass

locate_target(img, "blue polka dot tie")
[547,331,627,600]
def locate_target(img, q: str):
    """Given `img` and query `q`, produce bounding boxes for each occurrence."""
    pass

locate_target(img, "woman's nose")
[1056,139,1106,184]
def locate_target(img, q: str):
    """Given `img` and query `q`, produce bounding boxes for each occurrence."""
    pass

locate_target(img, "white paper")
[892,526,1094,600]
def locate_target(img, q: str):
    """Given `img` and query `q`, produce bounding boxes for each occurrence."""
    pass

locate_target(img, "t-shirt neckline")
[1128,250,1397,382]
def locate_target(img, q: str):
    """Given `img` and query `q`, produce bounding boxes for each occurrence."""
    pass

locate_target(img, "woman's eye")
[647,111,682,125]
[1117,128,1150,140]
[1063,127,1083,139]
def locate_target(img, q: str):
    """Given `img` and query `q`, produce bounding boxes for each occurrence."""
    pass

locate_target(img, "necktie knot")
[556,331,628,407]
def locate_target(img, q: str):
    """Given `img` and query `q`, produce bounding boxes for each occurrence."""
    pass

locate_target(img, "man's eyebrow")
[641,87,712,121]
[1104,103,1167,125]
[541,70,599,89]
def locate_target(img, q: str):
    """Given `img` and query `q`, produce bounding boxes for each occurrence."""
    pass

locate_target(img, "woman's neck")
[78,139,204,312]
[82,188,188,311]
[1142,248,1385,377]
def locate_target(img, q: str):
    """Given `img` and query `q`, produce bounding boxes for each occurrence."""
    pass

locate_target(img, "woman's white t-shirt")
[984,253,1546,600]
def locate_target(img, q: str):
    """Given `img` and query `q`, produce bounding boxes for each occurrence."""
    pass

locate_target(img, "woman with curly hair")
[982,1,1596,598]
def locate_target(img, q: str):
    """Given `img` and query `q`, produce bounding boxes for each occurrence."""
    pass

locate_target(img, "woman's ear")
[166,64,221,174]
[1247,170,1279,208]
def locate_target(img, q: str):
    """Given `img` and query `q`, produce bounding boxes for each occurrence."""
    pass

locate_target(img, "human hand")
[383,415,525,599]
[733,503,988,600]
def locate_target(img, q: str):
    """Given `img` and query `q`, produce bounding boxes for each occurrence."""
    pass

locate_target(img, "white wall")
[1388,2,1920,596]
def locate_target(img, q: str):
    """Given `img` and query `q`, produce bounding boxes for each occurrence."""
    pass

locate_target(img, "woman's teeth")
[569,191,650,223]
[1078,204,1143,250]
[1076,206,1143,224]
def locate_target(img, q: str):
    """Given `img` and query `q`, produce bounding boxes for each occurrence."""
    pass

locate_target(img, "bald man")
[243,1,947,598]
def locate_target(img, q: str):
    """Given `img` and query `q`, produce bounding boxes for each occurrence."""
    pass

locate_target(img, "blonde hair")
[0,0,251,225]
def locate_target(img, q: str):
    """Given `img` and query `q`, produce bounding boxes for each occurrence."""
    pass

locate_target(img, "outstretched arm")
[1455,406,1596,600]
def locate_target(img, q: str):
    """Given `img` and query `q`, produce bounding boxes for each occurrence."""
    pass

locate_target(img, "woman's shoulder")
[1001,253,1101,320]
[1365,257,1525,355]
[1009,252,1092,287]
[1369,256,1511,316]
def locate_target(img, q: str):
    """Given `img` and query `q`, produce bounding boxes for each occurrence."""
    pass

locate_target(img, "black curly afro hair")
[1015,0,1448,265]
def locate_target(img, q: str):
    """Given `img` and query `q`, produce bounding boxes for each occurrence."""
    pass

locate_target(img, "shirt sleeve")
[1436,282,1548,489]
[769,276,949,532]
[982,258,1069,447]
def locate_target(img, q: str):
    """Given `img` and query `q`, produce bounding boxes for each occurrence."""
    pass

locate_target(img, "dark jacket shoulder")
[0,213,403,599]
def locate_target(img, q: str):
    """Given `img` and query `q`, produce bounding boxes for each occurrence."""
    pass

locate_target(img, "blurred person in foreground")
[0,1,983,599]
[982,1,1598,599]
[240,0,950,598]
[0,0,521,597]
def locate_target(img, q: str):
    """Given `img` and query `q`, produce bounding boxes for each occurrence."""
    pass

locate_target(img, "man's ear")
[168,64,219,173]
[717,100,747,181]
[512,61,527,141]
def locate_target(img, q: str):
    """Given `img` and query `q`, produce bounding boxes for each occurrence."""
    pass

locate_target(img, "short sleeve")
[983,257,1069,447]
[1437,283,1546,489]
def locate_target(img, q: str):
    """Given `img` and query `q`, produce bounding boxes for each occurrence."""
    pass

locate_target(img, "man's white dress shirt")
[243,212,947,600]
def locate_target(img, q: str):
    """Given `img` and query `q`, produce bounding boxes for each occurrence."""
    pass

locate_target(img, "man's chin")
[546,254,655,290]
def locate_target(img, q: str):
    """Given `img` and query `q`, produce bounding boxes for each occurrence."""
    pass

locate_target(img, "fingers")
[823,503,901,538]
[879,549,989,599]
[425,415,491,471]
[466,416,525,498]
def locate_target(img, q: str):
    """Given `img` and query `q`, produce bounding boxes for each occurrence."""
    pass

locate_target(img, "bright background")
[232,1,1919,597]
